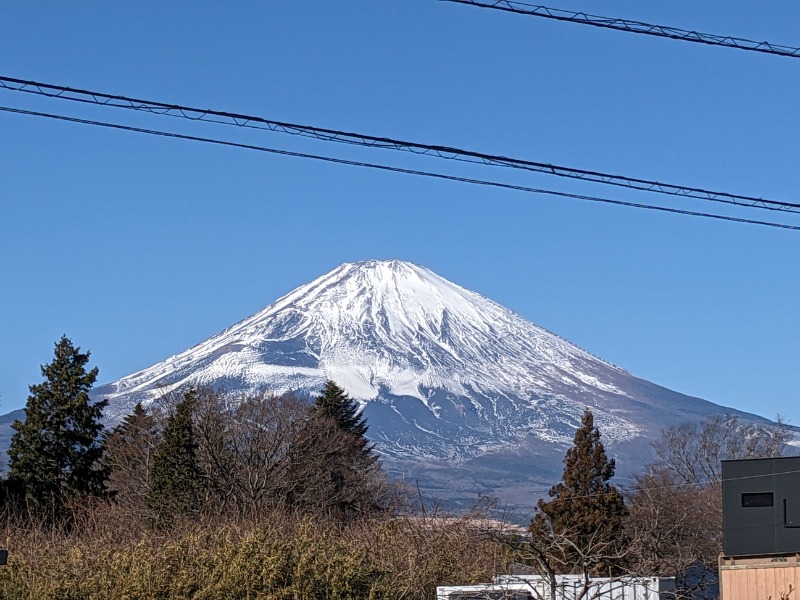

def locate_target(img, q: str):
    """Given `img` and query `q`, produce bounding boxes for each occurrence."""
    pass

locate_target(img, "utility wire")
[1,75,797,215]
[2,104,799,232]
[440,0,800,60]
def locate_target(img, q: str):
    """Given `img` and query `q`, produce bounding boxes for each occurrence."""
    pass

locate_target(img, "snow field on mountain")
[93,259,744,477]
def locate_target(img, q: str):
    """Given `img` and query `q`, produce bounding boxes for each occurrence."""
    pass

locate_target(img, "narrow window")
[742,492,774,507]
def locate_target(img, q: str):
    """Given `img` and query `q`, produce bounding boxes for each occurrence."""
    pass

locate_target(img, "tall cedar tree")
[530,409,626,575]
[146,390,204,525]
[6,336,108,513]
[314,381,369,441]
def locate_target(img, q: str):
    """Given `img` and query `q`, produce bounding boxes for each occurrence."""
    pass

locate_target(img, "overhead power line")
[1,75,798,215]
[2,104,798,232]
[440,0,800,60]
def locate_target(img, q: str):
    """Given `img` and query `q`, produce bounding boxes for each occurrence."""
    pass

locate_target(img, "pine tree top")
[534,408,626,525]
[314,380,369,438]
[558,409,616,496]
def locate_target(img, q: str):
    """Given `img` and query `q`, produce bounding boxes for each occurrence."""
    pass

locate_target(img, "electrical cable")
[1,75,797,215]
[440,0,800,60]
[2,104,799,232]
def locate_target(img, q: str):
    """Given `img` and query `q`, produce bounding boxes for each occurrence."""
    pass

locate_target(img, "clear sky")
[1,1,799,421]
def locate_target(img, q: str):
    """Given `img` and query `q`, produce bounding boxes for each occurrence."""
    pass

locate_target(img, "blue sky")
[1,1,799,421]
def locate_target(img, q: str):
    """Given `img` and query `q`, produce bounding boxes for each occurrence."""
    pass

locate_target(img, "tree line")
[1,336,388,527]
[0,336,791,599]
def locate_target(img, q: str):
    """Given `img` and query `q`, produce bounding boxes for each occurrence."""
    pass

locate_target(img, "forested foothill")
[0,337,791,599]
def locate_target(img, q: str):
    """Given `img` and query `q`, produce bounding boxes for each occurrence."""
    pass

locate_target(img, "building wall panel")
[722,457,800,556]
[720,554,799,600]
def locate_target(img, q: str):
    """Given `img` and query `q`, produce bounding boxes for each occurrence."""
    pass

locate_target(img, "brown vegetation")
[3,355,794,600]
[0,385,512,598]
[624,415,791,597]
[0,502,510,600]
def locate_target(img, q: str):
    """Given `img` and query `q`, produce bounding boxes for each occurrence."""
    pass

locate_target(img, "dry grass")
[0,503,511,599]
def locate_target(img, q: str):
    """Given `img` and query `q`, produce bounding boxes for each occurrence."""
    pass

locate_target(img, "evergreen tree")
[314,379,376,468]
[146,390,204,525]
[314,380,369,439]
[529,409,626,575]
[308,381,381,518]
[6,336,108,514]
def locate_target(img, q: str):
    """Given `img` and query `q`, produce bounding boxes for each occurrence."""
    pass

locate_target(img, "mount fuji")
[83,259,766,509]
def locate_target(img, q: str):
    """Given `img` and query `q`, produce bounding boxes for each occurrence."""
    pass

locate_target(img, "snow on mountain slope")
[92,259,763,505]
[98,260,633,427]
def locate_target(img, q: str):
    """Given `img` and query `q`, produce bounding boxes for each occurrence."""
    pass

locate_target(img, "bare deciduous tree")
[102,402,159,519]
[625,414,792,599]
[281,409,387,519]
[194,390,309,516]
[190,389,389,520]
[653,414,790,486]
[624,469,719,598]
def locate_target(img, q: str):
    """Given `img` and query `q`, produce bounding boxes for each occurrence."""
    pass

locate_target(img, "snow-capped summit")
[98,259,625,422]
[92,260,760,508]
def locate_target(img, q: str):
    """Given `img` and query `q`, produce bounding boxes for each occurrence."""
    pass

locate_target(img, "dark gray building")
[722,456,800,556]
